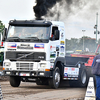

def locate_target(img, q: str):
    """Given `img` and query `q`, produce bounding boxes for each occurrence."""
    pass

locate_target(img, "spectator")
[92,54,100,100]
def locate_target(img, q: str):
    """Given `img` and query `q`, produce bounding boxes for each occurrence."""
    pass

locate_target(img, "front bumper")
[3,70,52,78]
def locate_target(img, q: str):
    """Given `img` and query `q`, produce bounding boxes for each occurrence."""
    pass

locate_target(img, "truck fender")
[51,57,65,77]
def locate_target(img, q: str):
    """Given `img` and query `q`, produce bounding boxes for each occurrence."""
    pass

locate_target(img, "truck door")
[50,26,60,68]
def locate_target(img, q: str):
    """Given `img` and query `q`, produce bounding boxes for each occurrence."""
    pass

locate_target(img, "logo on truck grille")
[38,56,44,59]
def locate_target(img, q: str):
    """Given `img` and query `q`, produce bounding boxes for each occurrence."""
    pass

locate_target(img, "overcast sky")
[0,0,100,40]
[0,0,35,26]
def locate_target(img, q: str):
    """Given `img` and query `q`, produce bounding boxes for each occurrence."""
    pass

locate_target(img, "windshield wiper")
[7,37,21,42]
[26,37,38,39]
[26,37,43,42]
[8,37,20,39]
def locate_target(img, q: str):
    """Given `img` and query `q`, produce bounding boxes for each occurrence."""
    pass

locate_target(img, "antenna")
[96,13,98,47]
[94,13,99,51]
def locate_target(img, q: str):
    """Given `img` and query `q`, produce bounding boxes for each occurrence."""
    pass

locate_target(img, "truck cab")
[2,20,65,88]
[2,20,89,89]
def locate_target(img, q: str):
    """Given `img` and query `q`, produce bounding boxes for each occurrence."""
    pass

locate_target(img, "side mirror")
[54,30,59,40]
[2,28,7,41]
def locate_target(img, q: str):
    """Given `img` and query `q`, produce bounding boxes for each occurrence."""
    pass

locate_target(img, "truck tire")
[69,68,88,87]
[79,69,88,87]
[10,76,21,87]
[48,67,60,89]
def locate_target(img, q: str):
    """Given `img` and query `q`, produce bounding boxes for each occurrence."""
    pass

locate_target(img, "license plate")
[20,73,30,76]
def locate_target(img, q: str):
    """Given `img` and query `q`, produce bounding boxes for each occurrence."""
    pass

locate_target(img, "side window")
[51,26,58,41]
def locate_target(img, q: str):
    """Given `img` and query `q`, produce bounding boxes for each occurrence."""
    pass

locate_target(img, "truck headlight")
[40,63,46,68]
[4,62,11,67]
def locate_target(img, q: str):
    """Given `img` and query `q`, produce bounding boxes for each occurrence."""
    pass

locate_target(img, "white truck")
[2,20,89,88]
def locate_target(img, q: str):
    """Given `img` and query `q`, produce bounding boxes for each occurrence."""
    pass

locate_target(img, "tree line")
[65,36,98,53]
[0,20,5,34]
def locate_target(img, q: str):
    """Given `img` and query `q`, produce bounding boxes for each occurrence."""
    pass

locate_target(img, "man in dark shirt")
[92,54,100,100]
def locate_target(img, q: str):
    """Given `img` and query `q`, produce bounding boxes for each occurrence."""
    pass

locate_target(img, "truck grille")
[16,63,33,70]
[6,51,46,61]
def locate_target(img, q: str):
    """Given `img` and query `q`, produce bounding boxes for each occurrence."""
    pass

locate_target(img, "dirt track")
[0,80,87,100]
[0,66,87,100]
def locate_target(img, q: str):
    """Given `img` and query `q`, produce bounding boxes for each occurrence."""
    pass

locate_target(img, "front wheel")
[10,76,21,87]
[48,67,60,89]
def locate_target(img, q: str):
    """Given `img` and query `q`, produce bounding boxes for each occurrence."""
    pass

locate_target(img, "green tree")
[65,38,79,51]
[66,36,96,52]
[0,20,5,34]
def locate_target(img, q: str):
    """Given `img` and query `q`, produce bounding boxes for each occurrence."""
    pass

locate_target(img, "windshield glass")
[7,25,51,40]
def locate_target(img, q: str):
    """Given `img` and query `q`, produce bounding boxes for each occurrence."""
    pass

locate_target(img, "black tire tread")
[48,67,60,89]
[10,76,21,87]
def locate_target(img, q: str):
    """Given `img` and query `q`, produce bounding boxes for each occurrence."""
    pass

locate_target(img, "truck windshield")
[7,25,51,41]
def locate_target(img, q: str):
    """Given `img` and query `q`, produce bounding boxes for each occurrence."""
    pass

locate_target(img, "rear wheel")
[69,68,88,87]
[78,69,88,87]
[48,67,60,89]
[81,70,87,85]
[10,76,21,87]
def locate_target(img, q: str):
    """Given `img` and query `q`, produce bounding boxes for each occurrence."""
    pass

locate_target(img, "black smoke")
[33,0,61,19]
[33,0,85,20]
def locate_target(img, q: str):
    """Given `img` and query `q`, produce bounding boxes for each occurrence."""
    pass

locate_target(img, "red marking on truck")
[71,68,75,71]
[70,54,95,67]
[23,74,26,76]
[65,68,68,71]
